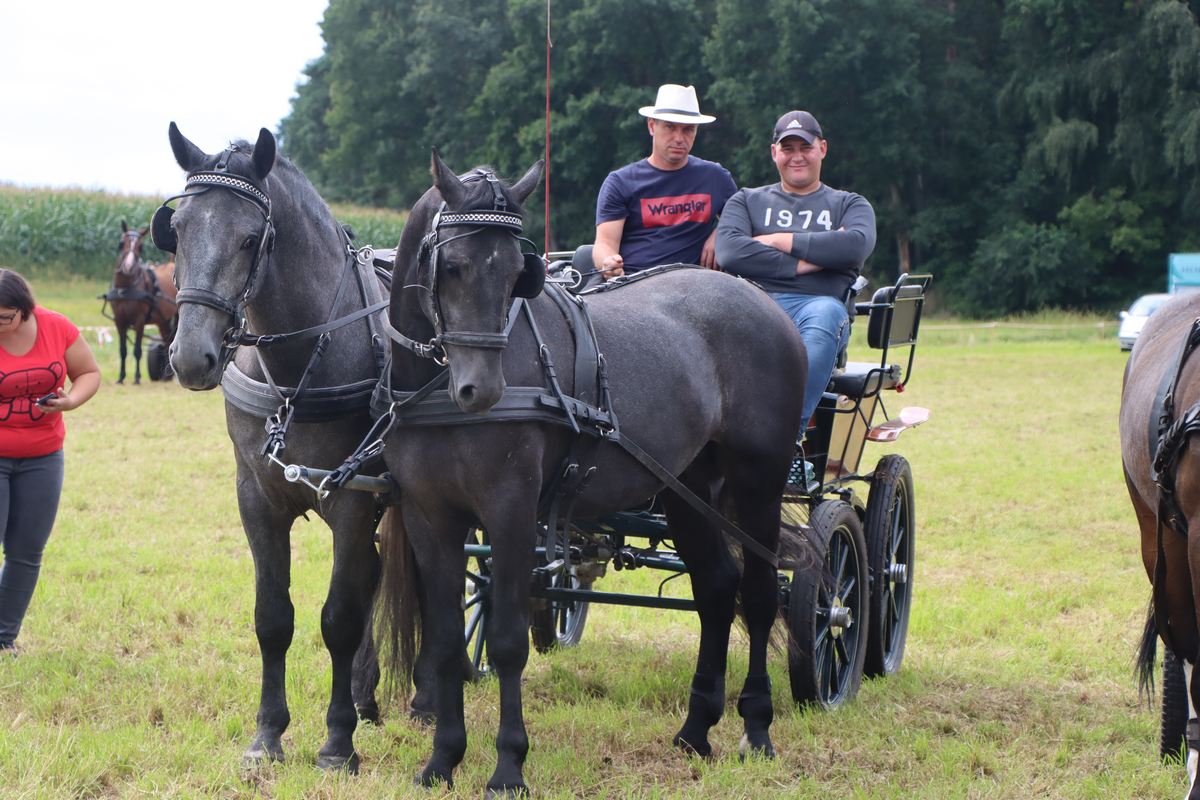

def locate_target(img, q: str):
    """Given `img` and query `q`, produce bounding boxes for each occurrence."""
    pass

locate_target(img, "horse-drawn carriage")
[440,249,932,711]
[158,123,932,791]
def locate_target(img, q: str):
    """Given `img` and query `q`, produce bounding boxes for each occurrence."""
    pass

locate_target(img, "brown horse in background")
[106,221,178,383]
[1122,290,1200,798]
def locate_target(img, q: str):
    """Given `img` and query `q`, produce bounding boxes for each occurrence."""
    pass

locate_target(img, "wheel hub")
[888,563,908,585]
[829,598,852,636]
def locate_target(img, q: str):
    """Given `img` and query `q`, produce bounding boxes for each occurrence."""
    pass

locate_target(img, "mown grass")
[0,278,1177,798]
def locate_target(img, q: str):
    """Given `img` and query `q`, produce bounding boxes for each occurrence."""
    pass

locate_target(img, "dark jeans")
[0,449,65,646]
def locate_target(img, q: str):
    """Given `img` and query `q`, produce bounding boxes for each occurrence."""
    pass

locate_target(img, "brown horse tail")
[375,505,420,698]
[1136,599,1159,707]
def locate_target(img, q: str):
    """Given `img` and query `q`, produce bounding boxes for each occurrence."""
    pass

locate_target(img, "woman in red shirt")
[0,269,100,655]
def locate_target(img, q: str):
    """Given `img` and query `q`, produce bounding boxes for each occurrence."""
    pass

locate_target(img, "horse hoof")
[737,733,776,762]
[356,701,381,725]
[415,766,453,789]
[241,739,285,768]
[316,751,360,774]
[408,704,436,726]
[672,732,713,760]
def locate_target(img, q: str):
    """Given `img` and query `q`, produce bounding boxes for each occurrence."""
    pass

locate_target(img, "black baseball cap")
[772,110,823,144]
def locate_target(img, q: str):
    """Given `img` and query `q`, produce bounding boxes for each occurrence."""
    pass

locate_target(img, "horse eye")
[241,236,257,250]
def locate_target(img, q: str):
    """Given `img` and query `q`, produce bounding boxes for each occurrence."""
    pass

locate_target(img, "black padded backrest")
[867,283,924,349]
[573,244,594,272]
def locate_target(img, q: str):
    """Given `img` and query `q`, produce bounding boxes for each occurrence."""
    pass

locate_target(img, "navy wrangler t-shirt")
[595,156,737,273]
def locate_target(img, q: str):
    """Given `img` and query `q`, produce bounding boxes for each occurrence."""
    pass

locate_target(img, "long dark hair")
[0,269,35,321]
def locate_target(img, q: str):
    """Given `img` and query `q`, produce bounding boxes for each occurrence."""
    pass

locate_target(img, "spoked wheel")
[464,529,491,677]
[530,564,592,653]
[1162,648,1189,761]
[787,499,868,710]
[863,455,915,678]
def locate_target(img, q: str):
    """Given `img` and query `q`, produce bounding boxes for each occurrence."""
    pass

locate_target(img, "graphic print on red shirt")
[0,361,64,421]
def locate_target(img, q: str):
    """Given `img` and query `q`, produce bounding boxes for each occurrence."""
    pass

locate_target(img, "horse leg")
[314,501,380,772]
[132,326,144,384]
[116,323,128,384]
[726,472,784,760]
[478,509,537,796]
[237,481,296,767]
[408,506,470,788]
[662,456,740,759]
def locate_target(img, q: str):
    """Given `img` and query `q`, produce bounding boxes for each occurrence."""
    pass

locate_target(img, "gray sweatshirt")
[715,183,876,297]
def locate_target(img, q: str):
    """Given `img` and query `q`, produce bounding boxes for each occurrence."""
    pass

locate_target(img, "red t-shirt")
[0,306,79,458]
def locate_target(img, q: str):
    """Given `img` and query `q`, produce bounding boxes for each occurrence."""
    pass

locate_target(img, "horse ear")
[431,148,466,208]
[168,121,206,172]
[510,160,544,204]
[252,128,276,181]
[121,220,129,233]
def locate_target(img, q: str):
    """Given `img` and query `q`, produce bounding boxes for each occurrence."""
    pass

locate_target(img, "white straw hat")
[638,84,716,125]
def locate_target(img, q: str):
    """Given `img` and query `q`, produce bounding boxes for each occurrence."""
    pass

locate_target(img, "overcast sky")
[0,0,329,197]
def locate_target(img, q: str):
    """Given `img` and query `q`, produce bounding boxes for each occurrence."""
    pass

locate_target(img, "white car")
[1119,293,1172,351]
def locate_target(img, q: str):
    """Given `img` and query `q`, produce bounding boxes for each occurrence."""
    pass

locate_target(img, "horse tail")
[1136,599,1159,706]
[376,505,420,697]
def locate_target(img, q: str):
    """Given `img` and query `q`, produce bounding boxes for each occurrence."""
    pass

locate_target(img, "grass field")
[0,275,1179,798]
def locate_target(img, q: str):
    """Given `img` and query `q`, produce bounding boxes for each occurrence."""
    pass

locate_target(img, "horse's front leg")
[236,479,296,767]
[132,326,144,384]
[479,506,538,797]
[408,505,472,789]
[315,497,380,772]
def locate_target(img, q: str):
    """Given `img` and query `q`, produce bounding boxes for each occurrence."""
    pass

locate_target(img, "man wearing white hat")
[716,110,877,428]
[592,84,737,278]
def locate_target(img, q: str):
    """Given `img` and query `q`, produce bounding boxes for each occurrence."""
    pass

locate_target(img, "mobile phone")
[35,392,58,406]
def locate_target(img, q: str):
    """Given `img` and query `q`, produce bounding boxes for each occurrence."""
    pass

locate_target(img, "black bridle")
[386,170,544,364]
[152,152,276,369]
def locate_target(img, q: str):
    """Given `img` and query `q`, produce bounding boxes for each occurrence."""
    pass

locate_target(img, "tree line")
[280,0,1200,313]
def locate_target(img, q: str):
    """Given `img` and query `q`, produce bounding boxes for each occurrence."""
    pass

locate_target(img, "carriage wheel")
[863,455,915,678]
[787,499,868,709]
[1162,648,1189,761]
[530,565,592,653]
[464,529,492,677]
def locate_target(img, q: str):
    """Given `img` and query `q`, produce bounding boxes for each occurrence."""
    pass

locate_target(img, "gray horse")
[1123,290,1200,799]
[375,152,808,795]
[161,123,388,772]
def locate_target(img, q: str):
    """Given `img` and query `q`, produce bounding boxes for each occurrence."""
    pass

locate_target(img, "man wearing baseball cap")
[716,110,877,427]
[592,84,737,279]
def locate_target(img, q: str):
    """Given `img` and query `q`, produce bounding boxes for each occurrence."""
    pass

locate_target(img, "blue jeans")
[0,450,65,646]
[769,293,850,426]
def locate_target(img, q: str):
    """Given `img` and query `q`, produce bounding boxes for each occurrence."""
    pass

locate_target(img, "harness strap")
[1149,316,1200,658]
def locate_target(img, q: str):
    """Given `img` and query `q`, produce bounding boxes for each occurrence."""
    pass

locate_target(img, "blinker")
[151,205,177,253]
[513,252,546,299]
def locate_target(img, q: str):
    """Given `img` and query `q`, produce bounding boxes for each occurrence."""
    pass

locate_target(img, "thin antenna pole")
[544,0,552,255]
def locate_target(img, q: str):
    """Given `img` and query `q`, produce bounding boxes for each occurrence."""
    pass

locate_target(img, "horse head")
[160,121,278,390]
[402,150,543,413]
[115,221,149,280]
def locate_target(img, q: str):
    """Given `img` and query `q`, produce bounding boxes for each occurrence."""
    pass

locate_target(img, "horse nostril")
[204,353,217,373]
[458,384,476,404]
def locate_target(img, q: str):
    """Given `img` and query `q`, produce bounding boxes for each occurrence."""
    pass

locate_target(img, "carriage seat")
[827,280,926,399]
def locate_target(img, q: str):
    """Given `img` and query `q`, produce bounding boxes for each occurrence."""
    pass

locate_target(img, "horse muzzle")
[447,349,506,413]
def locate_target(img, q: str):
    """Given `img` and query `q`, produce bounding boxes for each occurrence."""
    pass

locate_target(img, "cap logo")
[787,120,804,129]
